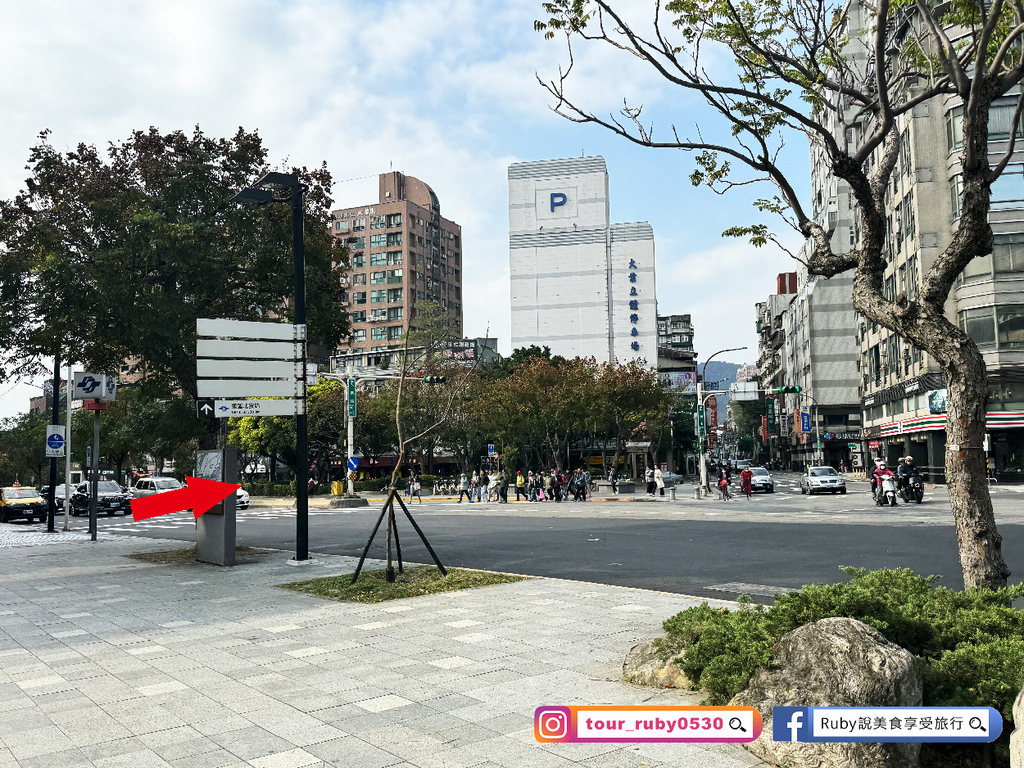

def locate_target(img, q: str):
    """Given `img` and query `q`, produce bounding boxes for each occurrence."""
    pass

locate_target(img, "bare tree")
[536,0,1024,587]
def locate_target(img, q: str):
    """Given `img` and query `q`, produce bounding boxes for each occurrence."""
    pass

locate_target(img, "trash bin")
[331,481,345,496]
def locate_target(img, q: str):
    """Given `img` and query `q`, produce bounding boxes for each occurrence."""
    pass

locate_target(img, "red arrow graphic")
[131,477,241,522]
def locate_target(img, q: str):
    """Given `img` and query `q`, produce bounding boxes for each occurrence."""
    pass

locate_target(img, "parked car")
[659,471,685,487]
[749,467,775,493]
[799,466,847,495]
[71,481,132,516]
[38,484,75,512]
[132,477,183,498]
[236,487,250,510]
[0,487,48,523]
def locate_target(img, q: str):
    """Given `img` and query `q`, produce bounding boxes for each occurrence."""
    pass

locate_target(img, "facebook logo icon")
[772,707,810,742]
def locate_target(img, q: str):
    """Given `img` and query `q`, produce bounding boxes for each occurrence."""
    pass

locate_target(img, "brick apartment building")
[330,172,463,360]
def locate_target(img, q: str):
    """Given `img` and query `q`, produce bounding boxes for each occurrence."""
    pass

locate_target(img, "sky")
[0,0,809,421]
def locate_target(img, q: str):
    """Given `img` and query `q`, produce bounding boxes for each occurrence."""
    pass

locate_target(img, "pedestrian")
[499,471,509,503]
[458,472,471,503]
[609,467,618,494]
[739,466,753,499]
[645,465,656,496]
[839,459,846,474]
[655,466,665,497]
[527,471,538,502]
[488,470,500,502]
[471,470,480,502]
[543,471,553,502]
[719,466,732,501]
[516,470,526,501]
[307,476,316,494]
[581,467,591,501]
[551,470,562,502]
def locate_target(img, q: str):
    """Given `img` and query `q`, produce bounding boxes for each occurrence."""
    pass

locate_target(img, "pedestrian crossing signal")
[423,375,447,384]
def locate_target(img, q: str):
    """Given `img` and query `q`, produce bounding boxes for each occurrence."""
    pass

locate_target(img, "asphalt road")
[38,472,1022,601]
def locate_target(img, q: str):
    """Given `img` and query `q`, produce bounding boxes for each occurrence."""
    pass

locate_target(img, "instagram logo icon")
[535,706,572,742]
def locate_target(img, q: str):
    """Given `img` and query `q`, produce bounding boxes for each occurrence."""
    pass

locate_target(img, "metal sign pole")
[46,352,61,532]
[63,362,72,531]
[90,409,99,541]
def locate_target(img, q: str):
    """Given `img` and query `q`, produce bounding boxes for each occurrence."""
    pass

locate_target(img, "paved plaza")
[0,534,764,768]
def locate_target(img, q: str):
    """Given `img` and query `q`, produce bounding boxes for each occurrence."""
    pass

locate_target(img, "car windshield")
[809,467,838,477]
[97,482,123,493]
[3,488,42,500]
[752,468,770,476]
[154,479,181,490]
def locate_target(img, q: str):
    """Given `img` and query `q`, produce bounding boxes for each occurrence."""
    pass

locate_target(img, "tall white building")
[508,156,658,364]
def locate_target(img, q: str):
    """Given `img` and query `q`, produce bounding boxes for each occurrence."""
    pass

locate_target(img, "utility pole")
[63,362,72,531]
[46,353,61,532]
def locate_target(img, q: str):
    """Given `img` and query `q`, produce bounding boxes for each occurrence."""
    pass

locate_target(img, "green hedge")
[659,568,1024,768]
[242,482,294,497]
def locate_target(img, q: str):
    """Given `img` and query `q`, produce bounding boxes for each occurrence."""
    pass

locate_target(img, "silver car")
[749,467,775,493]
[800,466,847,495]
[131,477,183,498]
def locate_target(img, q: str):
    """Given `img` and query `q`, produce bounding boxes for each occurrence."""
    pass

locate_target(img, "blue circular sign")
[47,433,65,449]
[347,457,359,472]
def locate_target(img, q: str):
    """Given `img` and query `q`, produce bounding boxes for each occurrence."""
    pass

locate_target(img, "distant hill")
[699,361,748,425]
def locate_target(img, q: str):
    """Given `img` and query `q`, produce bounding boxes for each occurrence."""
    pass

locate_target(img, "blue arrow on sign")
[347,457,359,472]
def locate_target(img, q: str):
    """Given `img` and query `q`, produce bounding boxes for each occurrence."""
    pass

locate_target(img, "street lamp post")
[232,173,309,561]
[697,346,747,497]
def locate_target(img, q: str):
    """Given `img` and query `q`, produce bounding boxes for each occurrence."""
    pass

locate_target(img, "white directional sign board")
[212,399,304,418]
[196,318,307,412]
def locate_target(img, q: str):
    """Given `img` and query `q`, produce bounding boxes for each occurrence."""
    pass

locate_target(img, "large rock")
[623,639,691,689]
[1012,684,1023,768]
[731,617,921,768]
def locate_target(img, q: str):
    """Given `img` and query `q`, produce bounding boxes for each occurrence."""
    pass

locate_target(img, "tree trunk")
[942,345,1010,589]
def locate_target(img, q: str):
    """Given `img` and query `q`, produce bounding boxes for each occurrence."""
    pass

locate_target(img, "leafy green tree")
[595,359,673,473]
[537,0,1024,587]
[0,411,50,486]
[0,127,348,407]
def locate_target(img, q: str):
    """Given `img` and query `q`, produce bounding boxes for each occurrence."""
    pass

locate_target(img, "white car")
[131,477,183,498]
[235,487,250,510]
[749,467,775,493]
[799,466,847,495]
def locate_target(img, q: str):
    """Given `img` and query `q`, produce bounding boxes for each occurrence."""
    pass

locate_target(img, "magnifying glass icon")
[729,717,747,733]
[969,717,986,732]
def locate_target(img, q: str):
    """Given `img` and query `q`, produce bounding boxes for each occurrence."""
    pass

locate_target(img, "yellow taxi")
[0,486,48,524]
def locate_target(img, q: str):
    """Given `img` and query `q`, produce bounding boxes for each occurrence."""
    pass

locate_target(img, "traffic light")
[775,385,802,394]
[423,375,447,384]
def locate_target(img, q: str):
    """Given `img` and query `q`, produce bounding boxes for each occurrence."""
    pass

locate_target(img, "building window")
[946,106,964,153]
[350,310,366,323]
[390,326,404,339]
[998,305,1024,348]
[353,291,367,305]
[989,96,1024,142]
[387,269,403,283]
[352,273,366,285]
[991,164,1024,209]
[387,251,403,265]
[388,307,403,320]
[370,271,386,284]
[370,308,386,321]
[387,288,403,302]
[993,234,1024,274]
[351,329,366,341]
[370,215,386,229]
[370,252,386,266]
[352,253,364,268]
[335,220,349,231]
[352,218,366,232]
[386,232,403,247]
[371,290,386,303]
[350,236,365,249]
[950,174,963,220]
[959,306,997,346]
[387,213,402,227]
[371,327,388,340]
[370,234,387,248]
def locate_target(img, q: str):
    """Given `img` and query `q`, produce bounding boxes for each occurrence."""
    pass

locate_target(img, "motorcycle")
[876,476,898,507]
[899,474,924,504]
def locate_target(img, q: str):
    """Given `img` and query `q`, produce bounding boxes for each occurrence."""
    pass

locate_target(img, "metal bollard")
[670,486,676,500]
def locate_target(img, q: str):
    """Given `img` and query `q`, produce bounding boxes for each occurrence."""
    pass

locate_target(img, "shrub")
[661,568,1024,737]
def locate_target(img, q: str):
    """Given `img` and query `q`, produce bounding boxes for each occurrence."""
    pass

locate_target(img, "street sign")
[212,399,304,418]
[869,440,880,450]
[847,442,858,449]
[197,399,216,419]
[45,426,66,458]
[196,318,306,341]
[801,411,811,433]
[99,375,117,402]
[196,339,304,359]
[347,457,359,472]
[197,360,304,379]
[766,399,777,432]
[198,379,302,398]
[487,444,496,457]
[348,378,356,418]
[72,372,105,401]
[349,471,358,482]
[82,400,108,411]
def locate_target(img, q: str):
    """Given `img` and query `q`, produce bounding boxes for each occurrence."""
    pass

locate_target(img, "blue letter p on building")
[550,192,567,212]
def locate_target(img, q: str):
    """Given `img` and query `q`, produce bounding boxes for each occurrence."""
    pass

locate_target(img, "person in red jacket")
[739,467,754,499]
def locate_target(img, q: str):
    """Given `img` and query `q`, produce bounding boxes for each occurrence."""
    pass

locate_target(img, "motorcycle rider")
[873,461,896,505]
[900,456,920,499]
[895,457,907,493]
